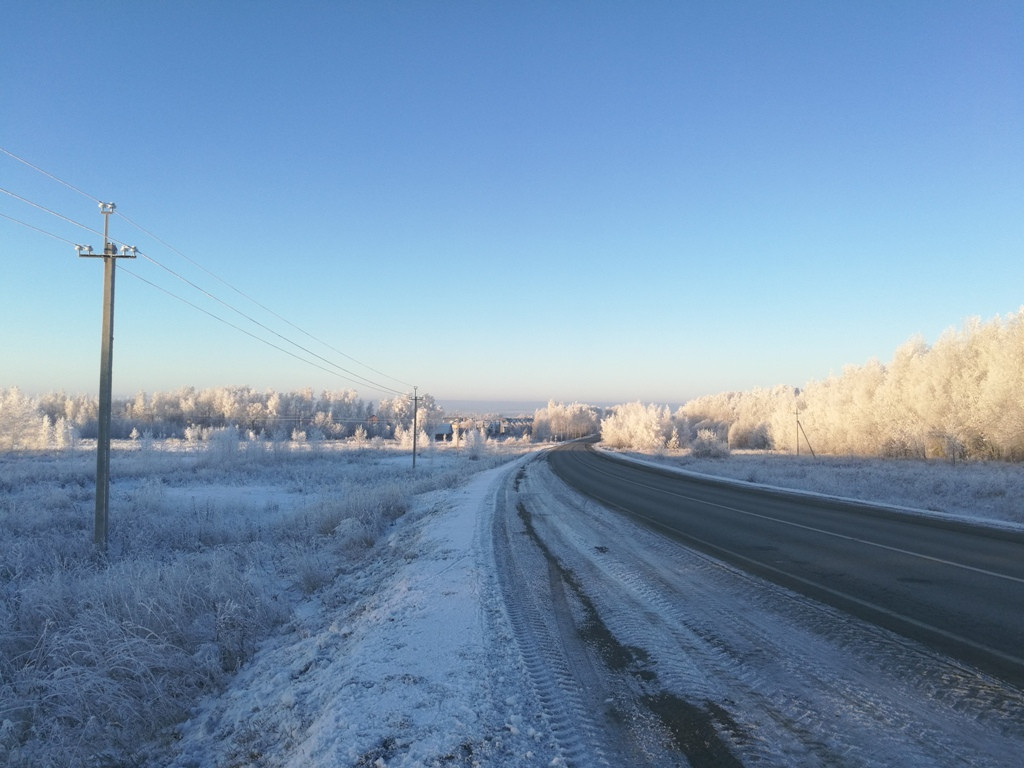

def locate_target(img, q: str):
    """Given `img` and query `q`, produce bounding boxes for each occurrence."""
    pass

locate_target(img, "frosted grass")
[0,435,529,767]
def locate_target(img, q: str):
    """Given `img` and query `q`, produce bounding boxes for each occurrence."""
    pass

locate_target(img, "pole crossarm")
[77,243,137,258]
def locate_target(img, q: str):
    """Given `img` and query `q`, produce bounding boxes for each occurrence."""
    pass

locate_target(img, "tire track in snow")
[522,456,1024,768]
[489,464,615,767]
[496,463,742,767]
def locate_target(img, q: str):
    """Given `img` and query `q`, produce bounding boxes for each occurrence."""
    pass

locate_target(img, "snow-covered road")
[507,455,1024,767]
[165,451,1024,767]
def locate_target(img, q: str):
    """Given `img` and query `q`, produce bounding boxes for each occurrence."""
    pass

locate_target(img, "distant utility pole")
[412,385,419,469]
[76,202,136,552]
[794,409,816,459]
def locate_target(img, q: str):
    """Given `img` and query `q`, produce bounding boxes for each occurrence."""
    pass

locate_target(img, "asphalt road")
[547,440,1024,688]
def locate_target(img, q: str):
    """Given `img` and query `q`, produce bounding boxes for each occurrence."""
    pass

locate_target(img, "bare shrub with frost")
[691,427,731,458]
[205,425,240,463]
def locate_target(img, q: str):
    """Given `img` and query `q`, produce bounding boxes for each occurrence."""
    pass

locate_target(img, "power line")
[1,204,408,396]
[131,249,406,394]
[0,210,79,245]
[1,145,416,392]
[115,210,416,390]
[119,266,405,396]
[0,146,102,203]
[0,184,106,239]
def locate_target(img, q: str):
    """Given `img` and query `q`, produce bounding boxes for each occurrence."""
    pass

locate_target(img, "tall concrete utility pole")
[412,385,419,469]
[76,202,135,552]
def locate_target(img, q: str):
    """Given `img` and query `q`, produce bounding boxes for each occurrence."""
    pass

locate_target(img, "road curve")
[547,439,1024,688]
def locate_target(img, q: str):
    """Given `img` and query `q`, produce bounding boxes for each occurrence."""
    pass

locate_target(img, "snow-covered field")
[2,439,1022,766]
[0,437,535,767]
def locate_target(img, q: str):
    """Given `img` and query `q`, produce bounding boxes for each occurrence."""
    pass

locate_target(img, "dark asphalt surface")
[547,440,1024,688]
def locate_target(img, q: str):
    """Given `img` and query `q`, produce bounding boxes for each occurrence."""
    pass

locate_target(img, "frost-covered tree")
[35,414,54,449]
[377,392,443,441]
[0,388,42,450]
[4,386,383,446]
[531,401,598,441]
[600,402,672,451]
[973,312,1024,458]
[463,428,487,459]
[675,309,1024,461]
[315,389,370,437]
[54,416,75,449]
[680,387,788,449]
[37,390,72,426]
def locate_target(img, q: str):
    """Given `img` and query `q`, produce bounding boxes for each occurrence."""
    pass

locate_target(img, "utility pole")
[412,385,419,469]
[76,202,136,552]
[794,409,816,458]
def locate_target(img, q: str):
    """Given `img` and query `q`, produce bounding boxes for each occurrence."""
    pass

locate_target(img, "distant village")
[427,416,533,443]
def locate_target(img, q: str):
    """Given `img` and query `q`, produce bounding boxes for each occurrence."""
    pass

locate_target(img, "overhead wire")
[0,204,406,393]
[0,146,417,397]
[0,210,80,246]
[1,144,414,390]
[1,146,100,202]
[0,209,399,392]
[131,249,406,395]
[114,209,416,390]
[0,185,105,241]
[119,267,403,396]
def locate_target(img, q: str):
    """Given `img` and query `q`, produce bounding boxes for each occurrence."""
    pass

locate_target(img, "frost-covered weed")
[0,437,532,767]
[326,484,409,557]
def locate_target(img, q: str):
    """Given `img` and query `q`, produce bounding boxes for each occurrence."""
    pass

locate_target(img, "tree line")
[5,309,1022,460]
[0,386,445,449]
[598,309,1024,461]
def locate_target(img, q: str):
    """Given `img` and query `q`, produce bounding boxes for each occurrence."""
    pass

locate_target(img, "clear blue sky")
[2,1,1021,406]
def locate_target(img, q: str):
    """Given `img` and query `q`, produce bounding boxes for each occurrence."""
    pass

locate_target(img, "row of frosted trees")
[0,386,446,449]
[601,309,1024,461]
[6,310,1022,460]
[531,400,601,441]
[531,400,731,457]
[697,310,1024,460]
